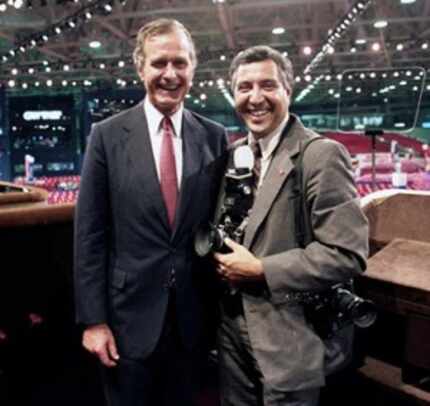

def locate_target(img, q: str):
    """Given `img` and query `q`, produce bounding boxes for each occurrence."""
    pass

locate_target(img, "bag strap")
[294,136,324,248]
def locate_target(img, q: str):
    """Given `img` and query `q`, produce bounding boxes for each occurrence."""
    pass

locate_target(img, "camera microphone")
[233,145,254,170]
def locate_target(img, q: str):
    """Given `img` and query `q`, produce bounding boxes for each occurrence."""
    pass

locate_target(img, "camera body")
[303,283,377,339]
[194,166,254,257]
[194,163,254,257]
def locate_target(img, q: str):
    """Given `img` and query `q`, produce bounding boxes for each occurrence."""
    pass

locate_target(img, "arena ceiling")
[0,0,429,112]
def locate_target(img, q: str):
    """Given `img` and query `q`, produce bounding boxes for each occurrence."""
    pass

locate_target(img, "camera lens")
[335,288,377,329]
[194,225,224,257]
[349,299,377,328]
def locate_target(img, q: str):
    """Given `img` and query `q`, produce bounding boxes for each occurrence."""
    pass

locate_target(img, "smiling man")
[214,46,369,405]
[74,19,227,406]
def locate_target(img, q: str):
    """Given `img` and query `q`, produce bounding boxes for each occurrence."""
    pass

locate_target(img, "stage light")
[374,20,388,29]
[303,46,312,56]
[89,40,101,48]
[372,42,381,51]
[272,27,285,35]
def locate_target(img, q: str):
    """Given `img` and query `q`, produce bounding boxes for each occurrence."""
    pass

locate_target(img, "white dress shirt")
[144,97,184,189]
[248,115,290,188]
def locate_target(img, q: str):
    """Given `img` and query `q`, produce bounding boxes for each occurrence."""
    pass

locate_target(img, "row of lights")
[0,0,90,12]
[0,0,118,64]
[304,0,372,75]
[295,69,428,104]
[2,57,132,76]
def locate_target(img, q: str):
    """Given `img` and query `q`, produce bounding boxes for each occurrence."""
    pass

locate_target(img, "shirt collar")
[248,114,290,161]
[144,96,184,138]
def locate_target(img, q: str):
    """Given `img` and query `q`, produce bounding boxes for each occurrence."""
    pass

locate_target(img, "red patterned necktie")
[160,116,178,228]
[250,141,262,191]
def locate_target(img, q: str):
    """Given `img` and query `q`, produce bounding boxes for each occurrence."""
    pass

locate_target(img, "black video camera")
[194,146,255,256]
[304,283,377,339]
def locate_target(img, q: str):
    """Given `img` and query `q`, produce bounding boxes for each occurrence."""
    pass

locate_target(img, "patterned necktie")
[250,141,262,190]
[160,116,178,228]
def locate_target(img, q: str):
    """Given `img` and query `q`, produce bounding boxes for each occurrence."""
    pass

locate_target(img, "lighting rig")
[0,0,116,64]
[303,0,372,76]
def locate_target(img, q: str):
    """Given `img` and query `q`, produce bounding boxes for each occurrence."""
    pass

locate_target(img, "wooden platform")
[360,357,430,405]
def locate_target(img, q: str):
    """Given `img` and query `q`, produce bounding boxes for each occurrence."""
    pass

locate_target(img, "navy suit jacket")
[74,102,227,360]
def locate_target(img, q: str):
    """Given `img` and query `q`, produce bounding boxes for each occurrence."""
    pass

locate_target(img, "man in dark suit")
[74,18,227,406]
[214,46,369,405]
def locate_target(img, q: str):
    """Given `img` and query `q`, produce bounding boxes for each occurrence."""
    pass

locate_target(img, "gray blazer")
[227,115,368,391]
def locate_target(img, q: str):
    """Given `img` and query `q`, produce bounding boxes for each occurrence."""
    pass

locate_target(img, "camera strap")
[294,136,324,249]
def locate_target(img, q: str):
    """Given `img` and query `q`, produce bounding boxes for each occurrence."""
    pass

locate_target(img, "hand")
[82,323,119,367]
[214,238,264,282]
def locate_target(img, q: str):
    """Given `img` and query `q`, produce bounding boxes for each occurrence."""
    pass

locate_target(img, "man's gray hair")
[133,18,197,73]
[229,45,294,93]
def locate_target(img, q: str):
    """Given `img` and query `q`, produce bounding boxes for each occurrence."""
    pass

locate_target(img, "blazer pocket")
[110,268,127,290]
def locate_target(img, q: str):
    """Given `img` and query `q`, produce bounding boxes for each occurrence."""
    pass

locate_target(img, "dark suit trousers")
[218,293,320,406]
[102,291,202,406]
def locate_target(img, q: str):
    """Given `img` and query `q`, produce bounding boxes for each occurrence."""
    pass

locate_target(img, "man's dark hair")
[229,45,294,93]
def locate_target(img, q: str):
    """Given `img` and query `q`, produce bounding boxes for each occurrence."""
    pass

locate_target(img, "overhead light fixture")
[355,38,367,45]
[272,27,285,35]
[89,40,102,48]
[396,43,404,51]
[304,0,372,75]
[400,0,416,3]
[374,20,388,29]
[372,42,381,51]
[303,46,312,56]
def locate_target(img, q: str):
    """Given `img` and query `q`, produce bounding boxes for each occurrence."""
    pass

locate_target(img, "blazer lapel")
[243,117,304,249]
[172,109,204,239]
[123,102,170,233]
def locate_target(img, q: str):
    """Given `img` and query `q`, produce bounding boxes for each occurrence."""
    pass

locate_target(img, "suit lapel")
[243,116,305,249]
[172,109,204,239]
[123,102,170,233]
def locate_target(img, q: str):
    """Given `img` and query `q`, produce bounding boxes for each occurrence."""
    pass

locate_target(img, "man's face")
[138,30,195,115]
[233,59,291,139]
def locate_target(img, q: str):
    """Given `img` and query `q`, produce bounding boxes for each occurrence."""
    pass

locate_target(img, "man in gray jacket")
[214,45,369,406]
